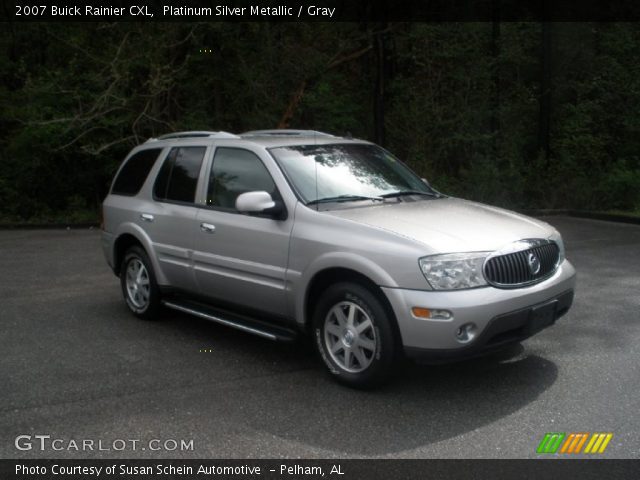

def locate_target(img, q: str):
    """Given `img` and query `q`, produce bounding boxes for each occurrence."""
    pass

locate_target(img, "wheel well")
[113,234,143,275]
[304,268,399,337]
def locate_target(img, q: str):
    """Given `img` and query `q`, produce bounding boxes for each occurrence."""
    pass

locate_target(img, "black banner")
[3,0,640,22]
[3,459,640,480]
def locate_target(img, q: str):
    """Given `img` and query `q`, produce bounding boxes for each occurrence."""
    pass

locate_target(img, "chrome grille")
[484,241,560,287]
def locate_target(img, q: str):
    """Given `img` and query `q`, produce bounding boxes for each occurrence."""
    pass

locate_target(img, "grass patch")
[0,209,99,226]
[601,210,640,219]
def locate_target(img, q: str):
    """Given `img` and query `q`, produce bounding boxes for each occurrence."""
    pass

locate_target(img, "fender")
[292,251,399,327]
[113,222,169,285]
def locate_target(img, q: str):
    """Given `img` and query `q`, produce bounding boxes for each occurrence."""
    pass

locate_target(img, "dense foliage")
[1,22,639,222]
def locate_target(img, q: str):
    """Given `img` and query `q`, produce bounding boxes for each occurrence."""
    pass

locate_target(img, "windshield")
[269,143,435,204]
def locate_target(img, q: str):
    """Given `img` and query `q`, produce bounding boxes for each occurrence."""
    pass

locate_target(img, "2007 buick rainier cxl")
[102,129,576,388]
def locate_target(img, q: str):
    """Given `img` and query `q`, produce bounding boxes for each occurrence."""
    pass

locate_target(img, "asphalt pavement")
[0,216,638,458]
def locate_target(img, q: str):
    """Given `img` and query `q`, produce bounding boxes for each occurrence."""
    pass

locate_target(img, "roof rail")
[241,129,334,137]
[146,131,240,142]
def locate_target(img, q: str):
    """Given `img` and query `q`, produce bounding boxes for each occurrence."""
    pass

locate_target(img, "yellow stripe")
[589,434,605,454]
[597,434,613,453]
[574,433,589,454]
[584,434,599,453]
[560,434,575,453]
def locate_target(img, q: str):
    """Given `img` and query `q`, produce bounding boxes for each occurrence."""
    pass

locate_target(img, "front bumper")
[381,260,576,361]
[101,231,115,272]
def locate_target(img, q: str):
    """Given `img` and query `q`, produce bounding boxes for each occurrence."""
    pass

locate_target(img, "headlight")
[548,230,565,265]
[419,252,490,290]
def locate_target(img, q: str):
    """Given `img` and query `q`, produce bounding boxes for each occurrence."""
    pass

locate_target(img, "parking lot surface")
[1,216,639,458]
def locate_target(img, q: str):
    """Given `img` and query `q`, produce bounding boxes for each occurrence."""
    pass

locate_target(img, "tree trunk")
[538,21,553,161]
[491,5,501,158]
[277,45,373,129]
[373,28,390,146]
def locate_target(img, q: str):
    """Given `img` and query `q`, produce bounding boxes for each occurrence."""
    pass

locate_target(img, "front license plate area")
[528,300,558,335]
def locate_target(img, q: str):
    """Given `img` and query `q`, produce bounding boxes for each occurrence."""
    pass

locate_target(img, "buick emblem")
[527,252,541,275]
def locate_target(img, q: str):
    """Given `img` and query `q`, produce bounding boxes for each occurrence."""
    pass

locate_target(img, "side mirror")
[235,191,286,219]
[421,177,431,187]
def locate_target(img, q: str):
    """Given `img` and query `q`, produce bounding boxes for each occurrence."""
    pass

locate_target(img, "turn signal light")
[411,307,431,318]
[411,307,453,320]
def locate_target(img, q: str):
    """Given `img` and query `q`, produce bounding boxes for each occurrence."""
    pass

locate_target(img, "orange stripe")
[567,434,580,453]
[573,433,589,453]
[560,434,575,453]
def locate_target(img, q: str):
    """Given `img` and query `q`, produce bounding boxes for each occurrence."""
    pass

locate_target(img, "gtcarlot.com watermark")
[15,434,194,452]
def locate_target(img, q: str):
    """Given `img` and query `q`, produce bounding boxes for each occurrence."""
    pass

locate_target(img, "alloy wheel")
[125,258,150,309]
[324,301,378,373]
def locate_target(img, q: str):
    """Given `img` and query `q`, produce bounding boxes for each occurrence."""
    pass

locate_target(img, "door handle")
[140,213,154,222]
[200,222,216,233]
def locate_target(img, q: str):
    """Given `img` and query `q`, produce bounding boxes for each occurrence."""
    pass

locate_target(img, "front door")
[193,147,293,317]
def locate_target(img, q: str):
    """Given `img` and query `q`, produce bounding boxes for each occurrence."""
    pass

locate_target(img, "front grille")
[484,242,560,287]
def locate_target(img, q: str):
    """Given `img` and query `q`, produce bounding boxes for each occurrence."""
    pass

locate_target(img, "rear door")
[193,147,293,317]
[142,145,209,291]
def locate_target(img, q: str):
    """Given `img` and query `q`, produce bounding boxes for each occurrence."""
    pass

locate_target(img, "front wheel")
[120,246,161,320]
[313,282,399,388]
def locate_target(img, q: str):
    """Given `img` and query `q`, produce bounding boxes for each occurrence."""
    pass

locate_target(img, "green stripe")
[537,433,565,454]
[537,433,553,454]
[550,433,566,453]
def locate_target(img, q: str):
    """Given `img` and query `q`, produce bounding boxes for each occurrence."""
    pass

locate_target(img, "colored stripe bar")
[598,434,613,453]
[537,433,553,454]
[540,432,612,454]
[537,433,565,454]
[560,434,576,454]
[584,433,599,453]
[572,433,589,453]
[562,433,589,453]
[584,433,614,453]
[548,433,566,453]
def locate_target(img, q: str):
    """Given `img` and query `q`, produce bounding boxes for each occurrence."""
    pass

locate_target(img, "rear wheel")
[120,246,161,320]
[313,282,398,388]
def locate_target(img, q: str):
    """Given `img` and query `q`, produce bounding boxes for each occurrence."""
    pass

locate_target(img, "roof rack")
[146,131,240,142]
[241,129,334,137]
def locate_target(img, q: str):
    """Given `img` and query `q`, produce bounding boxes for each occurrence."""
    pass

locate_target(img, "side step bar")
[162,299,298,342]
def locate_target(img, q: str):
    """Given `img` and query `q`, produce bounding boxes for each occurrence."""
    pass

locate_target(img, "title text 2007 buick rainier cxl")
[102,130,576,388]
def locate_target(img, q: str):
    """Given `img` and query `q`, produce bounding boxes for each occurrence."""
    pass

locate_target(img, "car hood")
[323,197,553,253]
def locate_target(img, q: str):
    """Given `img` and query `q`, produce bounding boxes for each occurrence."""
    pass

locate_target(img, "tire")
[313,282,398,388]
[119,245,162,320]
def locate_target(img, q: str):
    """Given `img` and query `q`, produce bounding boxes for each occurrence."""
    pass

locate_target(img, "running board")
[161,299,298,342]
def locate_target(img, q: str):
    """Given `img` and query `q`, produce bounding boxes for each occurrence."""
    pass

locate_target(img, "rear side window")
[207,148,277,209]
[154,147,206,204]
[111,148,162,196]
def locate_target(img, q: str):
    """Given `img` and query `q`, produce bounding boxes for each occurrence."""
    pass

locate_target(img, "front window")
[207,147,278,210]
[269,143,436,205]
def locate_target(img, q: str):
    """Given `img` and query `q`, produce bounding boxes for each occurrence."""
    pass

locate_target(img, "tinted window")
[207,148,277,209]
[111,148,162,196]
[153,147,206,203]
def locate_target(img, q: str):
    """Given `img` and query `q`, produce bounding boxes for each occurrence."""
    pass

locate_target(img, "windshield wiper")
[307,194,384,206]
[381,190,442,199]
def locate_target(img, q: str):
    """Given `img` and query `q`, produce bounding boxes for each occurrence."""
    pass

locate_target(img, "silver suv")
[102,130,576,387]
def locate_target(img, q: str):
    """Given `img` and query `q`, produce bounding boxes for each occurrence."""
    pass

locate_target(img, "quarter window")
[111,148,162,196]
[207,148,278,209]
[154,147,206,203]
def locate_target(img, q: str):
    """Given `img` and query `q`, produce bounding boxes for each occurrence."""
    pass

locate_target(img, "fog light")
[455,322,477,343]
